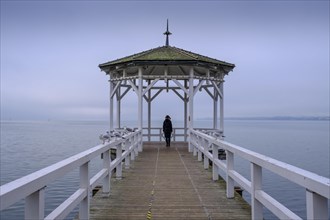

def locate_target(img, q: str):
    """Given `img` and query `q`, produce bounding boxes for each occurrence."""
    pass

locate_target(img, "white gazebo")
[99,22,235,147]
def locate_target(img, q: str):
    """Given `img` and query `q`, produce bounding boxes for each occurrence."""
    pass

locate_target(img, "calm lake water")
[0,119,329,219]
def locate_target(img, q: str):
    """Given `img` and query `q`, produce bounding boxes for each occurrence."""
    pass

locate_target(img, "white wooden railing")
[142,127,187,142]
[189,129,330,220]
[1,128,328,220]
[142,127,219,142]
[0,130,143,220]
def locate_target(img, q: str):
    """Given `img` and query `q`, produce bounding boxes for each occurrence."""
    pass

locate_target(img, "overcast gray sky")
[1,1,329,121]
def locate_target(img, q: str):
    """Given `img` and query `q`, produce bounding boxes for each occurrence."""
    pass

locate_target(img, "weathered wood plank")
[89,142,251,220]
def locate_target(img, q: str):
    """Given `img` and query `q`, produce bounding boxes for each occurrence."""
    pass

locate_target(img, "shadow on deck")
[90,142,251,220]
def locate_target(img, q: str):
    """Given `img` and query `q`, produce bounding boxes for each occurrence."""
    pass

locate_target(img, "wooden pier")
[1,131,328,219]
[89,142,251,220]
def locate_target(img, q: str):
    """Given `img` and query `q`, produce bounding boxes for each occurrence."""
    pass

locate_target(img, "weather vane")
[163,19,172,46]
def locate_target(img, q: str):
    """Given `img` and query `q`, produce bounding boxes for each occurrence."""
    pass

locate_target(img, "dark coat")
[163,118,173,137]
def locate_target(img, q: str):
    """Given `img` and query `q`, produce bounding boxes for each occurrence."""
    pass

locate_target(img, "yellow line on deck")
[146,146,159,220]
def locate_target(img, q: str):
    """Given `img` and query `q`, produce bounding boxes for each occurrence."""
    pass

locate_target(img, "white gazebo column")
[148,80,151,141]
[116,85,121,129]
[138,67,143,151]
[219,82,224,135]
[188,68,194,152]
[213,85,218,130]
[109,77,114,131]
[184,80,188,142]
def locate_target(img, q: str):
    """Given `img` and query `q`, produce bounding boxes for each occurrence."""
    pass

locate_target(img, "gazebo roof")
[99,45,235,73]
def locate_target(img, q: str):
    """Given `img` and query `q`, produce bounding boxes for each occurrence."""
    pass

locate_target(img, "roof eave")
[99,60,234,74]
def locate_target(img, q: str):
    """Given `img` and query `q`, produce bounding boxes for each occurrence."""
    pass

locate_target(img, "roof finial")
[163,19,172,46]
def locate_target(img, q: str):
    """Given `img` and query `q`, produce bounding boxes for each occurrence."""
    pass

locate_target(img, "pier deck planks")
[90,142,251,220]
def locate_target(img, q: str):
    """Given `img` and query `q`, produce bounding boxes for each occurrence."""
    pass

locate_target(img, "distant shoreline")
[200,116,330,121]
[1,116,329,123]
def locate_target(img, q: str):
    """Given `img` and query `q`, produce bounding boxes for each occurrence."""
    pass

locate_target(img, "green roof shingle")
[99,46,234,69]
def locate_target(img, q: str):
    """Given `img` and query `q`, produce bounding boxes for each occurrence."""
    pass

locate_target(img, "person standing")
[163,115,173,147]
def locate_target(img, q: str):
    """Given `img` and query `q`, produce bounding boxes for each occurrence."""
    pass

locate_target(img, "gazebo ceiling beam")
[143,95,149,102]
[195,62,221,70]
[150,89,163,102]
[193,80,206,97]
[120,84,130,88]
[110,76,139,82]
[203,86,214,99]
[193,68,204,76]
[164,66,169,80]
[146,66,156,75]
[109,66,226,82]
[115,64,128,70]
[178,66,188,75]
[110,81,121,98]
[128,79,139,95]
[194,76,224,82]
[171,88,185,101]
[206,69,210,78]
[142,79,160,96]
[212,81,223,99]
[110,76,223,84]
[147,86,182,90]
[172,79,189,95]
[200,84,215,89]
[119,87,131,100]
[124,83,213,91]
[143,75,189,80]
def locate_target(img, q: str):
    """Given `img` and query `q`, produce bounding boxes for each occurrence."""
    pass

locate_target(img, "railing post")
[226,150,234,198]
[306,189,328,219]
[212,143,219,180]
[25,187,45,219]
[188,129,193,152]
[130,136,135,161]
[138,130,143,152]
[116,143,122,179]
[193,135,197,157]
[173,128,176,142]
[125,139,130,169]
[203,138,209,169]
[251,163,263,220]
[134,134,139,157]
[102,150,111,197]
[197,136,202,161]
[197,150,202,161]
[79,162,90,219]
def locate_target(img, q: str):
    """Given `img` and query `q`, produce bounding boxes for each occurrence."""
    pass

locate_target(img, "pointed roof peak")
[163,19,172,47]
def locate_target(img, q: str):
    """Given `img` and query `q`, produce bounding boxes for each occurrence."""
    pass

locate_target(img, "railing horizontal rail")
[90,168,108,190]
[255,190,301,219]
[222,140,330,197]
[229,170,251,194]
[45,188,86,220]
[143,134,186,137]
[189,129,330,220]
[0,129,143,220]
[0,139,118,210]
[191,129,330,198]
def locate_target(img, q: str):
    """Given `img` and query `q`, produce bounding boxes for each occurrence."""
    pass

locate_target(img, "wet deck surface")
[89,142,251,220]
